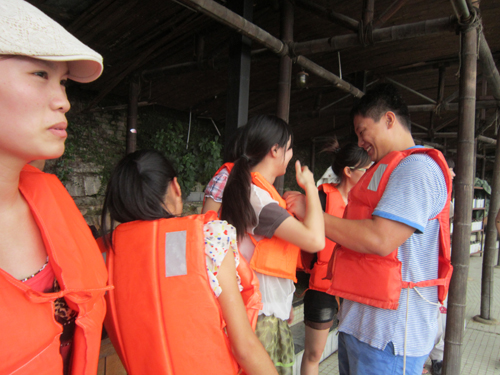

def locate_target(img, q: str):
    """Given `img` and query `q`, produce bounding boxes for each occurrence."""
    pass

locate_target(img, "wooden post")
[474,126,500,323]
[225,0,252,157]
[442,19,478,375]
[276,0,293,124]
[430,66,446,139]
[126,73,140,154]
[482,147,486,180]
[473,137,477,180]
[275,0,293,195]
[363,0,375,27]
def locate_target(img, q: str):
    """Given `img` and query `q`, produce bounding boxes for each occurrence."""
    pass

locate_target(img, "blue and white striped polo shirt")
[338,150,448,357]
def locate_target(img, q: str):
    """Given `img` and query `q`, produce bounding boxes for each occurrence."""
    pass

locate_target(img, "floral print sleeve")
[204,220,243,297]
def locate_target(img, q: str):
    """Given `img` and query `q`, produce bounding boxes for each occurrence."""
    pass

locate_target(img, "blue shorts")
[338,332,428,375]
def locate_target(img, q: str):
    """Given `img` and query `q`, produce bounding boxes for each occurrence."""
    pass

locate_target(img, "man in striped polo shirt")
[332,83,449,375]
[287,83,450,375]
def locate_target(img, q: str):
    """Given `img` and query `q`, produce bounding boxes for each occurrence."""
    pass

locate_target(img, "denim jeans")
[338,332,428,375]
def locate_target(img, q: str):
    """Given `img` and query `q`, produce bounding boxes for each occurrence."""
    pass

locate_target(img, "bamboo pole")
[413,132,457,138]
[363,0,375,26]
[225,0,252,154]
[477,135,497,145]
[276,0,293,123]
[126,73,140,154]
[275,0,294,195]
[435,117,457,132]
[430,67,447,139]
[178,0,288,56]
[291,100,495,120]
[293,0,358,32]
[179,0,366,99]
[442,20,478,375]
[476,112,499,136]
[294,56,364,98]
[481,147,486,180]
[87,11,200,110]
[292,16,456,55]
[385,77,437,104]
[408,100,497,112]
[373,0,408,28]
[452,0,500,106]
[478,37,500,106]
[474,123,500,322]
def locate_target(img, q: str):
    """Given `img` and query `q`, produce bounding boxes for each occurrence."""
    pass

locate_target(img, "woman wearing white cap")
[0,1,109,374]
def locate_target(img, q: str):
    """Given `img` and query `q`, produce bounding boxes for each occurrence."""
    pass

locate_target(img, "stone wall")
[45,88,208,229]
[45,88,128,229]
[48,88,328,230]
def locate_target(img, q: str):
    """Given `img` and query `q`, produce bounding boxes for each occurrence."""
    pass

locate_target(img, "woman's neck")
[0,159,25,211]
[251,161,278,186]
[336,180,350,205]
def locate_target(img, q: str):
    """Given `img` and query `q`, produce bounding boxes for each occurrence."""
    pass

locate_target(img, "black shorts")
[303,289,339,330]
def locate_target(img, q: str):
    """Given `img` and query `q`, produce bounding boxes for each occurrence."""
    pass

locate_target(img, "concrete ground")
[313,255,500,375]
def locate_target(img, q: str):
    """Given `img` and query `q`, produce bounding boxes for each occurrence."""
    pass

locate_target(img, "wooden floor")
[97,338,126,375]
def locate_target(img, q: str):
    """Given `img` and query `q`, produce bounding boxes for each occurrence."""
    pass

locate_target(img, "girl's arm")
[274,160,325,253]
[217,250,278,375]
[201,197,221,214]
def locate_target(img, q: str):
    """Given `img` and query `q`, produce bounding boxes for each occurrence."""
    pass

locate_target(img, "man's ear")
[385,111,396,129]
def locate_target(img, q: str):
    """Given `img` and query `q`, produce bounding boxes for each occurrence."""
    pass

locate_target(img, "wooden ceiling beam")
[374,0,408,28]
[87,11,201,110]
[385,77,436,104]
[293,16,456,55]
[293,0,359,33]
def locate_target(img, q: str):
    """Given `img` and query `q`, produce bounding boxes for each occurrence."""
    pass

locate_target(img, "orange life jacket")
[210,164,299,282]
[249,172,301,282]
[0,165,109,375]
[103,212,262,375]
[307,184,345,292]
[215,162,234,176]
[328,148,453,310]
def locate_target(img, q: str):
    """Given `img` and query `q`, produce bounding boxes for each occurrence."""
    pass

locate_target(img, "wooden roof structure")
[31,0,499,170]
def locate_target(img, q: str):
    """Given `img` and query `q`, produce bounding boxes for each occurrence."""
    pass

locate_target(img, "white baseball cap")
[0,0,103,83]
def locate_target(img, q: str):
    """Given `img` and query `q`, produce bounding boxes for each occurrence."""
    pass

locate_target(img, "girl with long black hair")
[220,115,325,374]
[101,149,278,375]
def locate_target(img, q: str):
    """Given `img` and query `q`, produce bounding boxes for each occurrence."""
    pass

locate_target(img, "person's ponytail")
[220,115,292,240]
[220,155,256,241]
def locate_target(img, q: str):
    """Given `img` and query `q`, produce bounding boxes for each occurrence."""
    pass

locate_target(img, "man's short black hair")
[351,83,411,131]
[445,155,455,169]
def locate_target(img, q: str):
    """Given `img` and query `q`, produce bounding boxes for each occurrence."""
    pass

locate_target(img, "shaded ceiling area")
[31,0,500,173]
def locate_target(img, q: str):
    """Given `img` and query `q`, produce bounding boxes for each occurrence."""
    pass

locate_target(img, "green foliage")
[54,140,75,182]
[52,119,123,194]
[474,177,491,195]
[138,115,223,196]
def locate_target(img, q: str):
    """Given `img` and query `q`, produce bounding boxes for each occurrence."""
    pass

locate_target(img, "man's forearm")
[324,212,414,257]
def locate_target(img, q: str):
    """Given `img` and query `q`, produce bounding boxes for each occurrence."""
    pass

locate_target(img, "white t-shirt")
[238,184,293,321]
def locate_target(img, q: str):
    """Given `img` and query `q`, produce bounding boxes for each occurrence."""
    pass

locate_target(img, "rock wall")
[44,88,206,230]
[45,89,128,229]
